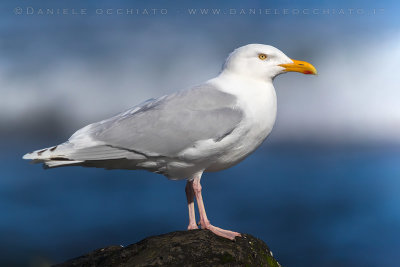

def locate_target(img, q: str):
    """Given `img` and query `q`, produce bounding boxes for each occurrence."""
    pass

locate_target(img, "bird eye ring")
[258,54,267,60]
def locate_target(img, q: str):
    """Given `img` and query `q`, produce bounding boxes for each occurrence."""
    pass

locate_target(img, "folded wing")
[23,84,243,169]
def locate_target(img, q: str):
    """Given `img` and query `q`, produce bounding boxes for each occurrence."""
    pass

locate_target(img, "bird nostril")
[298,64,304,66]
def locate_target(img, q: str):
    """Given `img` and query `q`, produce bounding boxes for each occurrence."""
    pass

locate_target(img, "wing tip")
[22,152,34,160]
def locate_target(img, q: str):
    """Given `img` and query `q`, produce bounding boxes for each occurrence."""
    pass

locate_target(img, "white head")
[222,44,317,81]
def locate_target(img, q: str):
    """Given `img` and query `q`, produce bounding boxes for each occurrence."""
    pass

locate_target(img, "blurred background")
[1,0,399,266]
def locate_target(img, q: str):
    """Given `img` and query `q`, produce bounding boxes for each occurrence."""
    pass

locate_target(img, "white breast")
[205,73,277,171]
[156,73,277,178]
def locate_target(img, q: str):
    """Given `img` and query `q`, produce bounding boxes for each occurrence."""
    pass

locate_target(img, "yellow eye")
[258,53,267,60]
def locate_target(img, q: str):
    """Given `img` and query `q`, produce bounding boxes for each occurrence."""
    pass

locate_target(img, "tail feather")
[23,141,146,169]
[23,142,73,161]
[43,160,84,169]
[23,142,84,168]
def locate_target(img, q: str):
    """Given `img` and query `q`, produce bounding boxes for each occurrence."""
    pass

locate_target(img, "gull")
[23,44,317,240]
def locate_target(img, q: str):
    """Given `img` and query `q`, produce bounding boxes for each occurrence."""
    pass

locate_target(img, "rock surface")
[55,230,281,267]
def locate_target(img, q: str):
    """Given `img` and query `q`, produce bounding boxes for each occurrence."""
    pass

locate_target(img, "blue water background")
[1,142,399,266]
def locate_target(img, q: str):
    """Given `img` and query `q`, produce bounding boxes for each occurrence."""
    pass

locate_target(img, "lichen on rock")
[55,230,281,267]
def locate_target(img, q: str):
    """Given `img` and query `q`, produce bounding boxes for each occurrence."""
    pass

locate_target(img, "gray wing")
[69,84,243,158]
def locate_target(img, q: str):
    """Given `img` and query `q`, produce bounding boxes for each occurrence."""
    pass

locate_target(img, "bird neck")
[219,68,274,84]
[211,70,275,96]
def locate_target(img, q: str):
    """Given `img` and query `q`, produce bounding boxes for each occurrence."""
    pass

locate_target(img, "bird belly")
[204,81,277,172]
[205,119,274,172]
[159,79,277,178]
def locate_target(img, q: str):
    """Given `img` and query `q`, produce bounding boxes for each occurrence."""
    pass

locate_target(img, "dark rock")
[55,230,281,267]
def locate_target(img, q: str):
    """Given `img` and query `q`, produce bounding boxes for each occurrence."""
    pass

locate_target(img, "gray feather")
[70,84,243,158]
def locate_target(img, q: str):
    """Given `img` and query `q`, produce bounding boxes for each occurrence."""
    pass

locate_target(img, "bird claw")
[187,223,199,230]
[199,220,241,240]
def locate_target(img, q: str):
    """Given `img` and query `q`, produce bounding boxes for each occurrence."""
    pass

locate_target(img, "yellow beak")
[279,59,317,75]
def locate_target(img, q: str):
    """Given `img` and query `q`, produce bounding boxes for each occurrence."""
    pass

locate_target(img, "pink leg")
[185,180,198,230]
[191,172,241,240]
